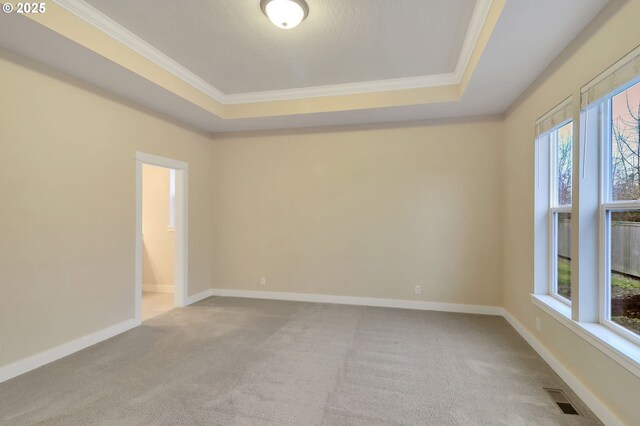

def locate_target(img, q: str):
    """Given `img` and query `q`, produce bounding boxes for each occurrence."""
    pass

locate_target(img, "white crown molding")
[52,0,227,103]
[222,72,460,104]
[52,0,493,105]
[454,0,493,79]
[454,0,493,78]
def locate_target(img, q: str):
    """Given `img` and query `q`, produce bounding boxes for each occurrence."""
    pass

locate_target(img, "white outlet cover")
[414,285,421,295]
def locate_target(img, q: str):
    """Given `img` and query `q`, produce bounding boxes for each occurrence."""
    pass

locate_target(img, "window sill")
[530,294,640,379]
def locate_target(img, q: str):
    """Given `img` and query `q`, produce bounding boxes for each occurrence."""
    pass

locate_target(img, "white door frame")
[135,152,189,323]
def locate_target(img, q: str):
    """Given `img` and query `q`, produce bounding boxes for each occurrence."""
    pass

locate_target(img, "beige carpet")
[0,297,601,425]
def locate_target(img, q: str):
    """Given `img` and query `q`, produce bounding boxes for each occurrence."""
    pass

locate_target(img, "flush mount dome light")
[260,0,309,29]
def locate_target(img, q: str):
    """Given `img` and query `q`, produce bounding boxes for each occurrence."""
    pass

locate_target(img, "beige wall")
[0,48,215,367]
[142,164,174,290]
[211,120,503,306]
[0,46,504,370]
[502,0,640,423]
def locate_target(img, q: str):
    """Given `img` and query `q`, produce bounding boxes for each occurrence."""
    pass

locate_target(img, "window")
[533,46,640,375]
[602,80,640,342]
[533,97,574,306]
[550,122,573,303]
[611,82,640,201]
[554,211,572,301]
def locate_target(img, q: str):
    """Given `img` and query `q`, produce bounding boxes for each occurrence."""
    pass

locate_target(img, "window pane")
[609,211,640,336]
[556,122,573,205]
[611,81,640,201]
[556,212,571,301]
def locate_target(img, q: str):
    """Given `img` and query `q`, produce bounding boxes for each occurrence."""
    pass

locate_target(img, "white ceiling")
[81,0,477,94]
[0,0,610,133]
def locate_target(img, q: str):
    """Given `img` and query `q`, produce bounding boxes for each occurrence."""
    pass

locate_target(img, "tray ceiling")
[81,0,478,95]
[0,0,610,132]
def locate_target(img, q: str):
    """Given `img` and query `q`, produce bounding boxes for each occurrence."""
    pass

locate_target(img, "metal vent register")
[544,388,580,415]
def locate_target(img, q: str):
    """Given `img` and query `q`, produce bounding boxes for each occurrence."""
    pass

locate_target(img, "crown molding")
[454,0,493,78]
[223,72,459,104]
[52,0,493,105]
[52,0,227,103]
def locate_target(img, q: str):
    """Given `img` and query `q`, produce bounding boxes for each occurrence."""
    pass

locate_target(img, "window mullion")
[603,201,640,210]
[551,206,573,213]
[574,104,600,322]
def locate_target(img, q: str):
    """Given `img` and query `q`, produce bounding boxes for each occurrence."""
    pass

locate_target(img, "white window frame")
[598,77,640,346]
[532,49,640,381]
[548,120,573,305]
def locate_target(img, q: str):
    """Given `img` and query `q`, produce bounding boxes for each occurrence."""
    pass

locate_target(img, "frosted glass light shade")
[261,0,309,29]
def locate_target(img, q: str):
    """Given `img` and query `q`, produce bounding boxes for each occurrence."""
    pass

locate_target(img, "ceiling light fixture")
[260,0,309,30]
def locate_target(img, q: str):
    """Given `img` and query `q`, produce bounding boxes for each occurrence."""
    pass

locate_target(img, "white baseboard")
[0,288,218,384]
[186,288,213,305]
[0,286,621,426]
[500,308,621,426]
[142,284,174,293]
[0,318,139,384]
[0,287,211,384]
[209,288,502,315]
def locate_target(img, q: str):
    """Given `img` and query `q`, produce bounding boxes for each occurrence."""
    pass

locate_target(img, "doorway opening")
[135,152,188,323]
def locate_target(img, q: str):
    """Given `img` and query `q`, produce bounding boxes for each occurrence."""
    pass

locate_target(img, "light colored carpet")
[0,297,601,425]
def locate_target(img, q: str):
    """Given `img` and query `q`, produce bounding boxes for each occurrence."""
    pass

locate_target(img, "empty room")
[1,0,639,424]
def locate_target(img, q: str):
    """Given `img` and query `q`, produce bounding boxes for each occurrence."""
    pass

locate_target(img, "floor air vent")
[544,388,580,415]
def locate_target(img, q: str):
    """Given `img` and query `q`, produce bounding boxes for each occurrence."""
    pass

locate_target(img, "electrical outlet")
[536,317,541,332]
[260,277,267,286]
[414,285,421,295]
[0,341,3,357]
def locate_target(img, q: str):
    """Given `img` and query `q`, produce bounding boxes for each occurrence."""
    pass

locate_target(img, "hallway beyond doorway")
[141,292,174,321]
